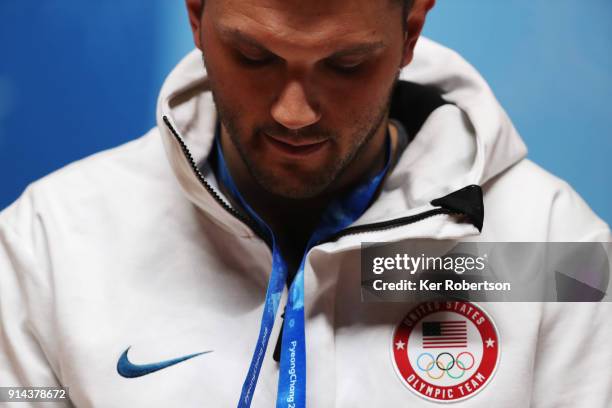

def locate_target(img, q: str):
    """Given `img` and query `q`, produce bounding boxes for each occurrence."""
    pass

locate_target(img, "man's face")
[198,0,407,198]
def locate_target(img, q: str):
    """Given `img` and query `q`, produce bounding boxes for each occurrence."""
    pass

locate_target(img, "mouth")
[264,133,329,158]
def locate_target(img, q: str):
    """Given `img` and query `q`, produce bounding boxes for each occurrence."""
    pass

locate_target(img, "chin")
[255,173,330,199]
[263,183,327,200]
[248,162,338,200]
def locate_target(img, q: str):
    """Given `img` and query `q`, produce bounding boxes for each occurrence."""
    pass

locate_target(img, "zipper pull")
[430,185,484,231]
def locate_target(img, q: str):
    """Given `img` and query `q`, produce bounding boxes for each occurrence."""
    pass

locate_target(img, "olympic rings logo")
[415,352,475,380]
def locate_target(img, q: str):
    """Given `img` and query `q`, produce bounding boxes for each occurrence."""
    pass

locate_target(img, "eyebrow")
[217,26,386,59]
[218,27,268,50]
[327,42,386,59]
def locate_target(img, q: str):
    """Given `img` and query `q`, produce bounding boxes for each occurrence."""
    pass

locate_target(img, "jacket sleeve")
[0,192,70,407]
[530,184,612,408]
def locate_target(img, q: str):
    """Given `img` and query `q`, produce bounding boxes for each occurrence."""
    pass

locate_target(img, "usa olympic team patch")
[391,301,500,402]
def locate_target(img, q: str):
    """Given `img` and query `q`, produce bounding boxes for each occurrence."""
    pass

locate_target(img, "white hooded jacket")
[0,37,610,407]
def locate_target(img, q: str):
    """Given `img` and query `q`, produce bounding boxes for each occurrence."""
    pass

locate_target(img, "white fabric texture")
[0,37,610,407]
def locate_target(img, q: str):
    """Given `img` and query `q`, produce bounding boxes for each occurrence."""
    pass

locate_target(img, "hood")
[156,37,527,239]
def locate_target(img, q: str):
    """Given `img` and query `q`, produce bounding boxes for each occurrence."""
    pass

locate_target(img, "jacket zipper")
[164,115,462,246]
[272,207,460,362]
[163,115,468,363]
[315,208,456,245]
[162,116,272,247]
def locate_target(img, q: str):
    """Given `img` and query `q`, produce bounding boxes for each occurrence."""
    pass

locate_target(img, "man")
[0,0,610,407]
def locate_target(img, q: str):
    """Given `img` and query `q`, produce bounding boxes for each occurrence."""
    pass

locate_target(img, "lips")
[264,133,329,157]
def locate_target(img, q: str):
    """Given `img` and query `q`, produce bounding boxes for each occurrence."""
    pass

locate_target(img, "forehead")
[206,0,402,49]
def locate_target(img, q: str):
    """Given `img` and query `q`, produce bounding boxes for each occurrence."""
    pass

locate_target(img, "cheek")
[320,57,398,115]
[206,62,274,137]
[323,81,382,116]
[202,35,275,124]
[320,72,394,133]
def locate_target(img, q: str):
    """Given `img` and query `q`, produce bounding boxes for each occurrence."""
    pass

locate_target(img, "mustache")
[258,124,336,142]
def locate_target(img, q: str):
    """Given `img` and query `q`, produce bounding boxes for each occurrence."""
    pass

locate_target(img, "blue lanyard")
[213,130,391,408]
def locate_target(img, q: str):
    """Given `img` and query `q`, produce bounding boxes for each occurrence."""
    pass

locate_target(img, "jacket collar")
[156,37,527,243]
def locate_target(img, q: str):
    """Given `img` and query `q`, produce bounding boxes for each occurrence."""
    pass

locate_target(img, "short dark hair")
[401,0,415,11]
[400,0,415,31]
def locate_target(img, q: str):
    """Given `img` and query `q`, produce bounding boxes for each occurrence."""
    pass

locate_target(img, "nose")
[270,80,321,130]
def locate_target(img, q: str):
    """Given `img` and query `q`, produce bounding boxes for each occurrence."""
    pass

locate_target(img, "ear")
[401,0,436,67]
[185,0,204,50]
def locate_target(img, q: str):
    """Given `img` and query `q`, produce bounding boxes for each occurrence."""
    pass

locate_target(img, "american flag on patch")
[422,320,467,349]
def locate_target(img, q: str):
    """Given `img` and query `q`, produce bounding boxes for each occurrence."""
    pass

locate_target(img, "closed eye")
[235,51,278,67]
[326,60,365,75]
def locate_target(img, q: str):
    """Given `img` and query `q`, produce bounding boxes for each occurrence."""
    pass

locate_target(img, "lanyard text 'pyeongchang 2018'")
[213,131,390,408]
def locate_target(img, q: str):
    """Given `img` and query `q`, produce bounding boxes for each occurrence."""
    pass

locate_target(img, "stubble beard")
[207,64,397,200]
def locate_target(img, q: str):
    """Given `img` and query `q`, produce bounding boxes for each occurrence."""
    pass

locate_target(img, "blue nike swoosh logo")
[117,346,212,378]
